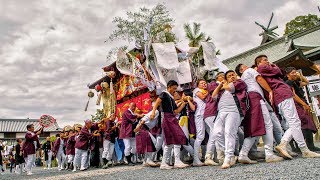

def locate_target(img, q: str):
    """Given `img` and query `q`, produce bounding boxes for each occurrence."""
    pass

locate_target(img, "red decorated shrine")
[88,60,152,121]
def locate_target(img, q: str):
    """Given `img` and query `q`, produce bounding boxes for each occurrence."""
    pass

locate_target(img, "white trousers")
[46,151,53,168]
[26,154,36,173]
[56,150,66,169]
[155,135,163,151]
[278,98,306,148]
[123,138,136,156]
[204,116,216,155]
[74,148,88,170]
[67,155,74,163]
[194,115,205,162]
[240,100,274,157]
[213,111,242,161]
[102,139,115,160]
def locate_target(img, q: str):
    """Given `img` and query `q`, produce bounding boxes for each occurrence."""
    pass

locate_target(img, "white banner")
[152,42,180,69]
[177,60,192,84]
[116,50,133,76]
[200,42,218,71]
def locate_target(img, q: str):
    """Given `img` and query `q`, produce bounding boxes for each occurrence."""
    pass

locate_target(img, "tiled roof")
[0,119,61,133]
[223,37,292,70]
[222,25,320,71]
[291,25,320,47]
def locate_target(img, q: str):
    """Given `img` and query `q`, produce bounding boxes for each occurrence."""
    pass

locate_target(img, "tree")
[108,4,176,43]
[183,22,211,47]
[106,4,177,60]
[91,109,105,122]
[284,14,320,35]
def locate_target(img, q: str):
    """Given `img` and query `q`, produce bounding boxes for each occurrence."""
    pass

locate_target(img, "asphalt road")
[1,155,320,180]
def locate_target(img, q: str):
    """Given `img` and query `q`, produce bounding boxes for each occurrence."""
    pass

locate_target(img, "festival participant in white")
[119,102,144,166]
[73,120,100,171]
[23,124,43,175]
[284,67,320,151]
[151,80,190,170]
[212,70,248,169]
[102,114,117,168]
[66,130,76,170]
[255,55,320,159]
[235,63,283,163]
[192,79,209,166]
[53,132,66,171]
[202,73,225,166]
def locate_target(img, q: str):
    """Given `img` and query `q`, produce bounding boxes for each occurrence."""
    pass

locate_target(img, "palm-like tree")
[183,22,211,47]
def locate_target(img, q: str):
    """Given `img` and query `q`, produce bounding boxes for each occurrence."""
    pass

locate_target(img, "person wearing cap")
[53,131,66,171]
[73,120,100,171]
[119,102,144,166]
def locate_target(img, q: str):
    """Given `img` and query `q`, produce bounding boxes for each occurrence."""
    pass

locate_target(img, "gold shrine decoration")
[101,82,116,118]
[116,92,151,121]
[116,75,146,100]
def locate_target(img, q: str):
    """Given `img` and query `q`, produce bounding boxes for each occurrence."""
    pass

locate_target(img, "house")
[0,118,61,145]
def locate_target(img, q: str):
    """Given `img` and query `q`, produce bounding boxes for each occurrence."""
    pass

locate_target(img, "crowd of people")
[1,54,320,176]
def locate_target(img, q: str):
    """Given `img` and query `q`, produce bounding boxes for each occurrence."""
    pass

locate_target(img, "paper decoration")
[152,42,182,86]
[177,60,192,84]
[39,115,56,128]
[116,50,133,76]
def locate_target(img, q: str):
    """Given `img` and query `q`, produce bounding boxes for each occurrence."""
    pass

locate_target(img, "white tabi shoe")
[204,153,219,166]
[192,156,205,167]
[221,160,231,169]
[301,147,320,158]
[265,155,284,163]
[238,155,257,164]
[174,162,189,169]
[146,159,159,167]
[275,141,293,160]
[217,150,225,165]
[160,163,173,170]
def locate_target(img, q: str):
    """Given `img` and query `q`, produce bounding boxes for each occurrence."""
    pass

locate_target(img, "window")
[40,132,50,138]
[4,132,16,139]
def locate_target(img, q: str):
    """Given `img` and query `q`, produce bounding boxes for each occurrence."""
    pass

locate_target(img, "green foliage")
[106,4,177,61]
[106,45,128,61]
[91,109,105,122]
[108,4,175,43]
[284,14,320,35]
[183,22,211,47]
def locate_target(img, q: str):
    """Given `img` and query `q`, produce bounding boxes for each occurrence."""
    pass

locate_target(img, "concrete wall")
[16,133,25,138]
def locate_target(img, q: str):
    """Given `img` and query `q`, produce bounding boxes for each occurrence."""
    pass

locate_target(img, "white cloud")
[0,0,318,127]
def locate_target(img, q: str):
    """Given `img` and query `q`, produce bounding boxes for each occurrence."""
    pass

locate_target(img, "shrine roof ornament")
[255,12,279,45]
